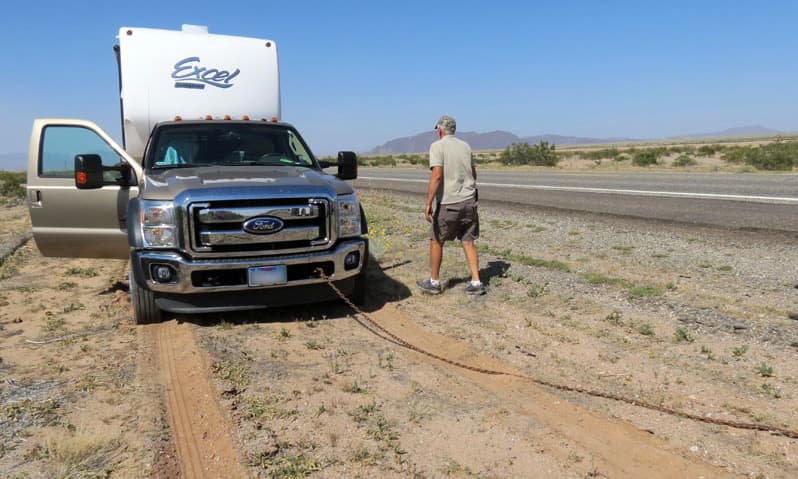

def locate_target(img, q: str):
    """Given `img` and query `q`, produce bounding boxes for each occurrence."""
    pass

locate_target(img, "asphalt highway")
[354,168,798,233]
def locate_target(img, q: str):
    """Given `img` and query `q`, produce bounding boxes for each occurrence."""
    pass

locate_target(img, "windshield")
[147,124,315,169]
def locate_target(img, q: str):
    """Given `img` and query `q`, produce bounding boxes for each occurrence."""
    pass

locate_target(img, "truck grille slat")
[199,226,319,245]
[188,198,332,255]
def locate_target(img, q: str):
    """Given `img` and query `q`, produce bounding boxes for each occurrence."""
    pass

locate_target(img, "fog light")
[344,251,360,270]
[150,264,176,283]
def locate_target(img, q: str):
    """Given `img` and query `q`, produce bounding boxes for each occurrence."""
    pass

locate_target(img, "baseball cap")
[434,115,456,132]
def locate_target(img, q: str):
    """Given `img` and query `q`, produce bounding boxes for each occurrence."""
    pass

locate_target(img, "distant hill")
[519,134,634,146]
[0,153,26,171]
[368,131,629,154]
[367,125,784,155]
[669,125,781,140]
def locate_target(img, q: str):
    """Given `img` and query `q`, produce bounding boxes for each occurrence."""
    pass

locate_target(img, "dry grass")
[34,428,121,478]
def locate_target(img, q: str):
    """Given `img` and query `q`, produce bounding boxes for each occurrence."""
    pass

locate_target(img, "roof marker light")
[271,117,278,123]
[242,115,250,121]
[205,115,213,120]
[223,115,231,120]
[174,116,182,121]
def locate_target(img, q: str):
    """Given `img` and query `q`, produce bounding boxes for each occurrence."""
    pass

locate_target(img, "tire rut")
[149,320,249,479]
[367,304,736,478]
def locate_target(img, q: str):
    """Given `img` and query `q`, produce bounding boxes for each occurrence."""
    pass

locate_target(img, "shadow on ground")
[446,260,511,289]
[175,253,412,327]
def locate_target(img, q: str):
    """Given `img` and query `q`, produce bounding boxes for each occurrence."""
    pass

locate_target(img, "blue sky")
[1,0,797,157]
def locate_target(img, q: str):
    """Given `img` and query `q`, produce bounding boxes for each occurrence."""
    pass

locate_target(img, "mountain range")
[367,125,783,155]
[0,126,786,171]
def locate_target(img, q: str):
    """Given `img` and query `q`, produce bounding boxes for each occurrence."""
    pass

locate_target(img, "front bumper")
[130,238,366,294]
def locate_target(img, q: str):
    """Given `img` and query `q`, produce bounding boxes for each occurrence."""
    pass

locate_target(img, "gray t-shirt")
[429,135,476,205]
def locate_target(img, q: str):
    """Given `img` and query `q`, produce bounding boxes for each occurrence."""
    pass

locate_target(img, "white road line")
[358,176,798,205]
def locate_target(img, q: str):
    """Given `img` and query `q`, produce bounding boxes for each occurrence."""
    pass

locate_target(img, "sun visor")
[117,26,280,160]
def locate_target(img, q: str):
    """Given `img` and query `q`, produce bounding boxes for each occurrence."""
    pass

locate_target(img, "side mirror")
[74,154,104,189]
[336,151,358,180]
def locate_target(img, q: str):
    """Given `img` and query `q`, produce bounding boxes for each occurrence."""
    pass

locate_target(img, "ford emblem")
[243,216,284,234]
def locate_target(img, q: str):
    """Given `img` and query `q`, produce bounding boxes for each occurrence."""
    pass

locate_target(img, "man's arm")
[425,166,443,222]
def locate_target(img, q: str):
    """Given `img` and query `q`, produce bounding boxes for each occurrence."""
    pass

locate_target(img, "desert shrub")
[0,171,25,199]
[697,145,721,156]
[649,147,669,158]
[744,142,795,170]
[721,142,797,170]
[582,148,621,161]
[668,145,696,155]
[364,155,397,167]
[499,141,558,166]
[632,150,659,167]
[672,155,697,167]
[721,147,748,164]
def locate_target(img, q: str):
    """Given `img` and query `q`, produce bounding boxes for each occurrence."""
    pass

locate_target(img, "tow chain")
[316,269,798,439]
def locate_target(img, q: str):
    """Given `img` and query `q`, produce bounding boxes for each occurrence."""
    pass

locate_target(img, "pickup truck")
[25,25,368,324]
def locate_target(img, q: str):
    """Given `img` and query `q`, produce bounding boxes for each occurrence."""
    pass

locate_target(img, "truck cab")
[26,25,368,324]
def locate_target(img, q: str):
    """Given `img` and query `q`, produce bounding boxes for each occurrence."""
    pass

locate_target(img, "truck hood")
[140,166,355,200]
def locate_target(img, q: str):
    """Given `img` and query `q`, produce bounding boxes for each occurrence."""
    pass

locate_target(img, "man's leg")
[430,239,444,281]
[461,240,480,283]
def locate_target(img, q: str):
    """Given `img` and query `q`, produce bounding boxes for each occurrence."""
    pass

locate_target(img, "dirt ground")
[1,187,797,478]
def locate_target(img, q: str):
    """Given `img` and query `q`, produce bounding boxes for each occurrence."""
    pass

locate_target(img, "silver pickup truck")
[26,118,368,323]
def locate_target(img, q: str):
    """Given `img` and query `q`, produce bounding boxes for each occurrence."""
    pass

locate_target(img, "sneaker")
[416,278,442,295]
[464,282,486,295]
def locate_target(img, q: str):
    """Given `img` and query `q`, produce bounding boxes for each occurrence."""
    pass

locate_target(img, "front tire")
[347,243,369,306]
[129,271,163,324]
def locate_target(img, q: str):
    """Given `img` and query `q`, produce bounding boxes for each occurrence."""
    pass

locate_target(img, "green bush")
[360,155,397,167]
[632,150,659,167]
[721,142,797,170]
[697,145,721,156]
[0,171,25,199]
[405,154,422,165]
[721,147,748,164]
[745,143,795,170]
[669,145,696,155]
[672,155,697,167]
[499,141,558,166]
[582,148,621,161]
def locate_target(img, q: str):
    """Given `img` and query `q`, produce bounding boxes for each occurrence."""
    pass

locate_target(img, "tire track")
[366,304,734,478]
[151,320,249,479]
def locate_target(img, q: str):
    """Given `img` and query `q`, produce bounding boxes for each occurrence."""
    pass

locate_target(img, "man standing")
[416,115,485,295]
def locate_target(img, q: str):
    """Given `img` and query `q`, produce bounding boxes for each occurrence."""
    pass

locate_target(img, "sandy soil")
[2,186,796,478]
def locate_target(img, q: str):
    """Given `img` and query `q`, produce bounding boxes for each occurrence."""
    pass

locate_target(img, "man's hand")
[425,166,443,224]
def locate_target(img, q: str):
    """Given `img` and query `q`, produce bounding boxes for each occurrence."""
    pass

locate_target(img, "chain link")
[317,269,798,439]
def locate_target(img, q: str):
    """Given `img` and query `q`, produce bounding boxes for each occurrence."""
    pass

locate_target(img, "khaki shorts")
[430,196,479,242]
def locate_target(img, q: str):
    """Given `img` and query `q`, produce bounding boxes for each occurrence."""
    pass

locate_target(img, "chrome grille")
[188,198,331,255]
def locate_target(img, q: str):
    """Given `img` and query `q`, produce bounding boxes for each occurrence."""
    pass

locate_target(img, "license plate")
[248,265,287,287]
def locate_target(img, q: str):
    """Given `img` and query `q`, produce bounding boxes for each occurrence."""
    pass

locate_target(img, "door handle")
[29,190,43,208]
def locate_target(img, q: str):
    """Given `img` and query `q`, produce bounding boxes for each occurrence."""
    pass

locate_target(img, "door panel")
[26,119,141,259]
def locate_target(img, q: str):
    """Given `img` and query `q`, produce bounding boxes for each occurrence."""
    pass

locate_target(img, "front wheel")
[129,271,163,324]
[346,244,369,306]
[347,271,366,306]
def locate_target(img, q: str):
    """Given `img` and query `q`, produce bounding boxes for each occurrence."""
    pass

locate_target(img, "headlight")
[336,194,361,238]
[140,201,177,248]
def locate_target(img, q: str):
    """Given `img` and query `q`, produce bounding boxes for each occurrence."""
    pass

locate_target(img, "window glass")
[40,126,122,183]
[287,130,311,163]
[149,124,314,168]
